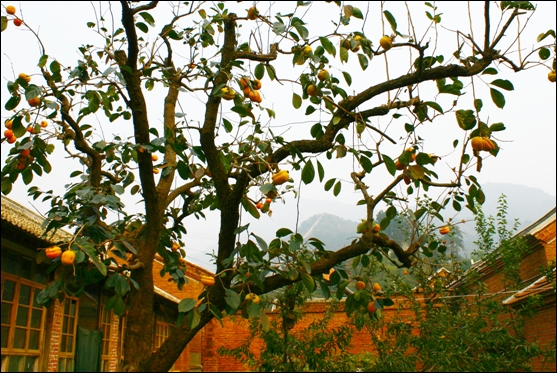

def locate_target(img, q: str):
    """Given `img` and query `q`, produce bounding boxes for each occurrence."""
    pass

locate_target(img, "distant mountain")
[298,213,359,251]
[453,183,556,256]
[292,183,555,258]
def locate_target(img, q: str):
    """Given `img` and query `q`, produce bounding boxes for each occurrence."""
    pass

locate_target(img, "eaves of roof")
[1,195,72,243]
[503,268,556,306]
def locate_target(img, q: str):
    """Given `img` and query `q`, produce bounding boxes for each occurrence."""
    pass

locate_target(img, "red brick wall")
[47,299,63,372]
[108,311,121,372]
[202,299,418,372]
[523,304,557,372]
[152,256,209,302]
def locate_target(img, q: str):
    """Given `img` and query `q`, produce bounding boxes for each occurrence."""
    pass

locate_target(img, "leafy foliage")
[0,1,555,371]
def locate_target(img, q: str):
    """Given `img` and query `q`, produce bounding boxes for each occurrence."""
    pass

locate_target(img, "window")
[58,298,78,372]
[153,315,175,370]
[99,296,125,372]
[1,249,47,373]
[99,304,112,372]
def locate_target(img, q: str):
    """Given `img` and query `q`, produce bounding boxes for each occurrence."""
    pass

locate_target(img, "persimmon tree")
[1,1,555,371]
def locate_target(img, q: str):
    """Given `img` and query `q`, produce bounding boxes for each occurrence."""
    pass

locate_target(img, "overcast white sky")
[2,1,556,270]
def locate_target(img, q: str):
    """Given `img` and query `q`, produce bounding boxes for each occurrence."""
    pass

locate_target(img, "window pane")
[33,289,43,308]
[67,335,74,353]
[69,318,75,334]
[1,325,9,348]
[14,327,26,349]
[24,356,38,372]
[19,285,31,305]
[29,329,40,350]
[8,355,22,371]
[2,280,15,301]
[16,306,29,327]
[70,300,76,316]
[1,302,12,324]
[62,317,68,334]
[61,335,67,352]
[30,308,42,329]
[58,358,66,372]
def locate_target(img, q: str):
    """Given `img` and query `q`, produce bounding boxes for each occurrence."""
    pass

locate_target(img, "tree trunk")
[122,237,157,372]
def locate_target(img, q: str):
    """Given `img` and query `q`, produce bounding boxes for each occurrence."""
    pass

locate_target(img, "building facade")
[1,196,212,372]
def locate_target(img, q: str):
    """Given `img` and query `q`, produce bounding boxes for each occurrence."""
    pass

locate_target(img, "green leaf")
[482,67,498,75]
[383,10,397,32]
[425,101,443,113]
[241,197,260,219]
[320,36,336,57]
[476,188,486,204]
[38,55,49,68]
[537,30,556,42]
[360,156,373,173]
[222,118,233,133]
[489,122,506,132]
[301,160,315,184]
[231,105,255,120]
[455,110,477,130]
[357,54,369,70]
[254,63,265,80]
[266,64,276,81]
[225,288,241,310]
[276,228,293,237]
[474,98,483,113]
[135,22,148,33]
[501,1,535,11]
[292,93,302,109]
[1,16,7,32]
[342,71,352,86]
[324,178,335,191]
[22,169,33,185]
[300,273,316,292]
[251,233,268,251]
[351,7,364,19]
[305,105,316,115]
[5,95,20,111]
[114,275,130,297]
[139,11,155,26]
[333,180,342,196]
[340,46,349,63]
[316,160,325,182]
[386,206,397,219]
[539,47,551,60]
[188,307,201,329]
[382,154,397,176]
[490,79,514,91]
[490,88,505,108]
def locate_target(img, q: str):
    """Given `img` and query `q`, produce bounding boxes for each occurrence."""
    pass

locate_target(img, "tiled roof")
[448,208,556,289]
[1,195,71,243]
[503,268,556,305]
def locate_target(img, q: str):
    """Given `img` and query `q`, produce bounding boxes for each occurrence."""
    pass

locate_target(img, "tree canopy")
[1,1,555,371]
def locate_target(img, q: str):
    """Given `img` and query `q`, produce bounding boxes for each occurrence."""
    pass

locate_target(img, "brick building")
[1,196,212,372]
[205,208,556,371]
[2,193,555,371]
[453,207,556,372]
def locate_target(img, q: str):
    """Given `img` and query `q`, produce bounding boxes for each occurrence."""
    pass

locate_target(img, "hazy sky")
[2,1,556,270]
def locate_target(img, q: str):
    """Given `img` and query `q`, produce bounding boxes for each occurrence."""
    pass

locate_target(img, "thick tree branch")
[130,1,158,14]
[166,177,202,208]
